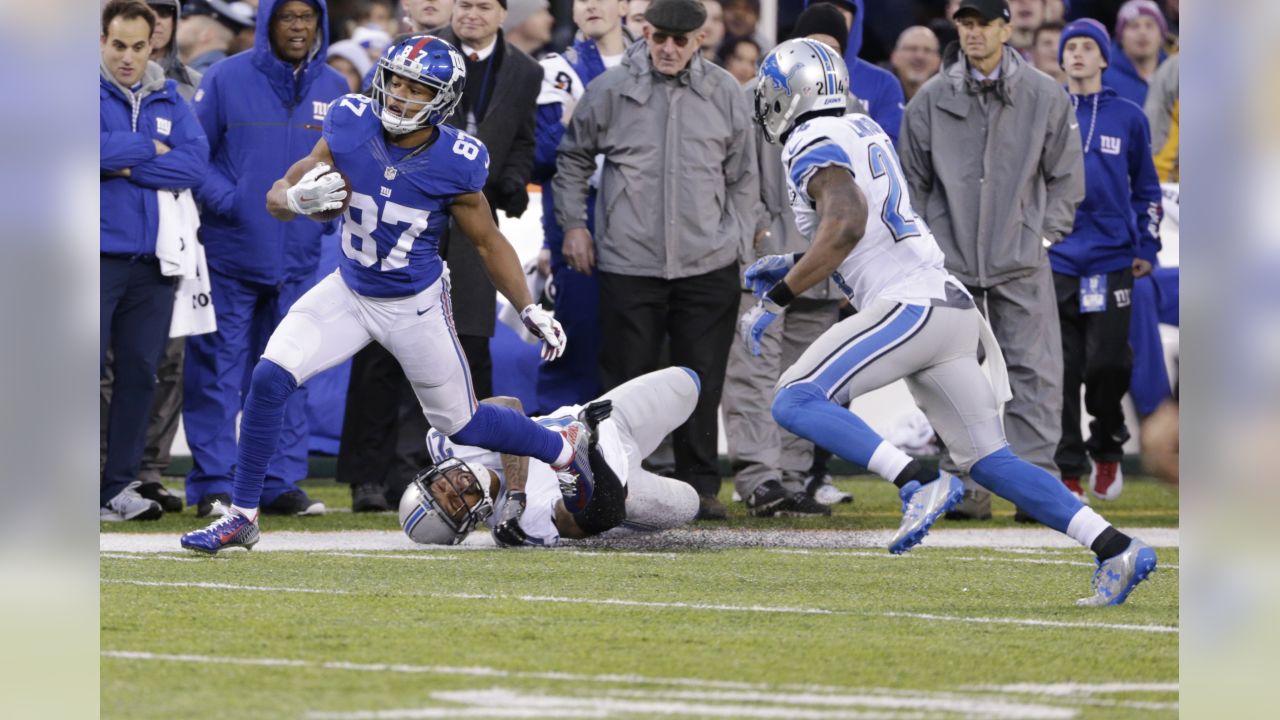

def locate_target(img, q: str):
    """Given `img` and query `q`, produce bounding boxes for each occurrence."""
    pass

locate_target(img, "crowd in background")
[100,0,1181,523]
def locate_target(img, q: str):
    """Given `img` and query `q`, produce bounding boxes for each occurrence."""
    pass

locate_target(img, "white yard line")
[314,552,457,561]
[972,682,1179,696]
[767,549,1179,570]
[100,527,1179,553]
[103,580,1177,633]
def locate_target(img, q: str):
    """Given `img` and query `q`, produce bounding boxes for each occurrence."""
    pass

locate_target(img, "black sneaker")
[138,482,183,513]
[196,492,231,518]
[263,490,326,516]
[777,491,832,517]
[746,480,792,517]
[352,483,391,513]
[696,494,728,520]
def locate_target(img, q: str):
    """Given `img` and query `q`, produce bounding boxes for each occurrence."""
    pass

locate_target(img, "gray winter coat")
[553,41,757,279]
[898,44,1084,288]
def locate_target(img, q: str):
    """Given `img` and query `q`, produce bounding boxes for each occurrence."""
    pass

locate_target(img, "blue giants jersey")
[323,94,490,298]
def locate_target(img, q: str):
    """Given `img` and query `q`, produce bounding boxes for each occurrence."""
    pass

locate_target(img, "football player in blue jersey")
[181,35,595,554]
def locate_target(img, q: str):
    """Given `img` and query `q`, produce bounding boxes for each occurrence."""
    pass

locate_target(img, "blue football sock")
[232,360,298,509]
[772,382,885,468]
[450,403,564,465]
[969,447,1084,533]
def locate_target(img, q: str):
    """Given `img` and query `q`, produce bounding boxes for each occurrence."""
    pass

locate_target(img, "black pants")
[100,255,176,506]
[598,265,739,497]
[335,335,492,501]
[1055,268,1134,478]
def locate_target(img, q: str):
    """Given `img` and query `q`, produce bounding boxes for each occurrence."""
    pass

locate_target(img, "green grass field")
[101,476,1179,719]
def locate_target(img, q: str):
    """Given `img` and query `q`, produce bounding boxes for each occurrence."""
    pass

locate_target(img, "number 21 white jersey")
[782,114,956,311]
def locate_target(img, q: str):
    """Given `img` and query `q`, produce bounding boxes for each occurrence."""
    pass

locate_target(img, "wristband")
[508,492,527,503]
[765,279,797,308]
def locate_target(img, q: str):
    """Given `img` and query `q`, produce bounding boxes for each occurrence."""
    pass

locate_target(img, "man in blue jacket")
[1051,19,1161,504]
[1100,0,1168,107]
[807,0,904,146]
[531,0,636,412]
[100,0,209,520]
[185,0,347,517]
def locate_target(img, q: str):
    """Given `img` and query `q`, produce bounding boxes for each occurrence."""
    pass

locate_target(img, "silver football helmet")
[754,38,849,144]
[398,458,493,545]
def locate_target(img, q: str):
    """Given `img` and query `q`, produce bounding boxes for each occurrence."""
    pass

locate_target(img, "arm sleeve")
[551,86,603,232]
[100,131,157,171]
[191,71,239,216]
[1129,113,1163,263]
[1039,88,1086,244]
[129,98,210,190]
[752,128,773,239]
[722,89,760,261]
[897,96,935,212]
[533,103,567,184]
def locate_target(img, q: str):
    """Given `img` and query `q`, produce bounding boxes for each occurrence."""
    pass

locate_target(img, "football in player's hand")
[299,158,351,222]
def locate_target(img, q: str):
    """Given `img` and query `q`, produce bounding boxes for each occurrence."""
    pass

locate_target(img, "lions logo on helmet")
[754,38,850,145]
[399,458,493,545]
[371,35,467,135]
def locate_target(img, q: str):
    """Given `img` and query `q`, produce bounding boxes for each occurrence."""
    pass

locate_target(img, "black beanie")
[792,3,849,56]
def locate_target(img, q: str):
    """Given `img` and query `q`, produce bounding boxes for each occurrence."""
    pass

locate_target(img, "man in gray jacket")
[898,0,1084,519]
[554,0,757,519]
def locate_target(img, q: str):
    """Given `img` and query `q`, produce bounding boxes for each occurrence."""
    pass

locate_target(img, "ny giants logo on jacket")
[1100,135,1123,155]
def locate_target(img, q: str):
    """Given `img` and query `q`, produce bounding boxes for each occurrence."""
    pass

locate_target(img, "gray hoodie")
[898,44,1084,288]
[148,0,203,101]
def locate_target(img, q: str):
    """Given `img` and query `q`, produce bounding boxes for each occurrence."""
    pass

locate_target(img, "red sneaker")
[1062,476,1089,504]
[1089,461,1124,501]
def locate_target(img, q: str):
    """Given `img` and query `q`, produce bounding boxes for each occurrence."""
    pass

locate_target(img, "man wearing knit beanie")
[503,0,552,57]
[792,2,848,56]
[1051,16,1163,503]
[1102,0,1168,106]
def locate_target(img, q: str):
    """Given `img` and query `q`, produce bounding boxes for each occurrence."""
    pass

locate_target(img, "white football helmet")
[754,38,849,144]
[398,458,493,545]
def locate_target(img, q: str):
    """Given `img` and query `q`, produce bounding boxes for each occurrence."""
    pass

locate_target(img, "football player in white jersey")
[740,39,1156,606]
[399,367,703,547]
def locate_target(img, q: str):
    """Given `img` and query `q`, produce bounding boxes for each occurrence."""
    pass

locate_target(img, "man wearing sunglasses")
[554,0,757,522]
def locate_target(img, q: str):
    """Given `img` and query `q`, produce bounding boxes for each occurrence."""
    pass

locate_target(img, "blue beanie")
[1058,18,1111,67]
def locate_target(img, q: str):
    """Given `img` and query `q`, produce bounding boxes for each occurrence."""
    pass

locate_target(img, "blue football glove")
[743,254,797,297]
[738,298,783,357]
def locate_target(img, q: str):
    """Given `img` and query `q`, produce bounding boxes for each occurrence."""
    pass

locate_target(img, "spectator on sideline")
[888,25,940,102]
[1051,19,1161,503]
[228,3,259,54]
[1101,0,1167,107]
[532,0,637,414]
[177,0,252,72]
[699,0,725,62]
[807,0,905,146]
[1032,20,1066,83]
[339,0,542,512]
[555,0,757,520]
[146,0,203,99]
[718,35,761,86]
[350,0,398,37]
[1144,53,1178,182]
[503,0,554,58]
[1008,0,1045,58]
[403,0,455,32]
[721,0,770,51]
[627,0,652,35]
[100,0,209,521]
[899,0,1084,520]
[326,38,373,91]
[184,0,347,518]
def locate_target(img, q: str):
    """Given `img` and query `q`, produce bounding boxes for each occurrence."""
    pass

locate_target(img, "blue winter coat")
[100,63,210,256]
[805,0,905,146]
[1101,43,1167,108]
[191,0,348,285]
[1050,87,1162,277]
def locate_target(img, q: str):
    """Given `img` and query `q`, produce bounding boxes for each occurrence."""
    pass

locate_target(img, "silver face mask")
[398,458,493,545]
[754,38,850,144]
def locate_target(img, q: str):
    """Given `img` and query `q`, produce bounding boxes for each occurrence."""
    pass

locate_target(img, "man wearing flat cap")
[899,0,1085,520]
[554,0,758,520]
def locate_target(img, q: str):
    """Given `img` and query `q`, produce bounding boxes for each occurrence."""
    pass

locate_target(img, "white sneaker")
[812,482,853,506]
[101,481,163,522]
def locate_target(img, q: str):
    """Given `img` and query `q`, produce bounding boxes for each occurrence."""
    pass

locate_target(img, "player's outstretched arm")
[780,166,869,296]
[266,139,338,221]
[480,396,533,547]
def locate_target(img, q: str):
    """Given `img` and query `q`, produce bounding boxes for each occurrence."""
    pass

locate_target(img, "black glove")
[492,492,528,547]
[495,177,529,218]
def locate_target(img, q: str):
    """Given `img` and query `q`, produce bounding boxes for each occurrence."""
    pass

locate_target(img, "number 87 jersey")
[782,113,953,312]
[324,93,491,298]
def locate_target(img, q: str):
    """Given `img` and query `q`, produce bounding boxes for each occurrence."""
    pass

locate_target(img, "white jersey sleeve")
[780,114,958,311]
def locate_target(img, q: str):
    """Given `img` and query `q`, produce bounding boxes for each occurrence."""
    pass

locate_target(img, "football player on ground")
[740,39,1157,605]
[400,367,703,547]
[181,35,595,554]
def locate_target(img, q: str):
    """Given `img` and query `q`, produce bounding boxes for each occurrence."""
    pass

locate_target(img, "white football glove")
[286,162,347,215]
[520,304,567,362]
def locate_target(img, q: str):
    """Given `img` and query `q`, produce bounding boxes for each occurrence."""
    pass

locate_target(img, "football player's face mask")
[371,35,467,135]
[398,458,493,545]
